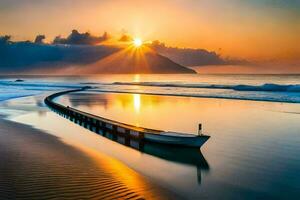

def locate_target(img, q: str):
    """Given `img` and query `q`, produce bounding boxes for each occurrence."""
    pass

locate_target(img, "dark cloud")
[0,34,247,74]
[118,34,132,42]
[0,35,11,44]
[53,30,109,45]
[34,35,45,44]
[0,35,195,74]
[0,35,119,73]
[149,40,245,66]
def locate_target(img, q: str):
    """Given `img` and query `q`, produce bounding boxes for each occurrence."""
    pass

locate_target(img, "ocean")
[1,74,300,199]
[0,74,300,103]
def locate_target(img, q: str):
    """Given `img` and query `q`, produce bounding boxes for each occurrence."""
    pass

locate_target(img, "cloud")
[0,35,196,74]
[34,35,45,44]
[53,29,109,45]
[0,35,11,44]
[0,33,248,74]
[149,40,245,66]
[0,35,119,73]
[118,34,132,42]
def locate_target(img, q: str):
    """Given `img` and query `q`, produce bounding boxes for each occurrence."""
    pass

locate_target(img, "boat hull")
[144,133,210,147]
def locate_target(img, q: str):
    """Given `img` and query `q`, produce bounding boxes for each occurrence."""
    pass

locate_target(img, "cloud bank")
[0,34,118,73]
[0,30,248,74]
[0,32,194,74]
[53,30,109,45]
[149,40,242,66]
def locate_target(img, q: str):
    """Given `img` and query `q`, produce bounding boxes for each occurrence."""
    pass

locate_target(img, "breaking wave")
[0,79,300,104]
[0,80,83,102]
[0,80,81,89]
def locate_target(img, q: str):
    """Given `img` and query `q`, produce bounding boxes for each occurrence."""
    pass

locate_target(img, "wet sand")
[0,117,177,199]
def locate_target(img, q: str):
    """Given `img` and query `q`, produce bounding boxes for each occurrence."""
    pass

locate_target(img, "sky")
[0,0,299,63]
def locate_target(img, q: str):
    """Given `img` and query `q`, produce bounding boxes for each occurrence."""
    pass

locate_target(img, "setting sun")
[133,38,142,47]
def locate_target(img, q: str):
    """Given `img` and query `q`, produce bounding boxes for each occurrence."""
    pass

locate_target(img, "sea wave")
[0,79,300,104]
[0,81,83,102]
[0,91,41,102]
[113,82,300,92]
[0,80,82,89]
[92,89,300,103]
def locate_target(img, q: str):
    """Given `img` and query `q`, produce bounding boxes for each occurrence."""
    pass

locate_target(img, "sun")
[133,38,143,47]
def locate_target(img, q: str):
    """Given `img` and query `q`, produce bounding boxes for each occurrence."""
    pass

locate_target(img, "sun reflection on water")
[133,94,141,113]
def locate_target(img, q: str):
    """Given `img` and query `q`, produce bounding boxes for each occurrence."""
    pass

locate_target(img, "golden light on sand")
[133,38,143,47]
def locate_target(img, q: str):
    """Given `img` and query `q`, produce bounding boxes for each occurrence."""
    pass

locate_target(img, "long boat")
[44,87,210,148]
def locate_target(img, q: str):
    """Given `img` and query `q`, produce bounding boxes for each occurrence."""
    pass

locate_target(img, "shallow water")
[1,74,300,102]
[1,74,300,199]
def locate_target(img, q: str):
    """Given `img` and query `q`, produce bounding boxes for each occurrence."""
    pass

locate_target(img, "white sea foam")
[0,91,41,102]
[0,80,81,89]
[0,79,300,103]
[0,80,82,102]
[113,82,300,92]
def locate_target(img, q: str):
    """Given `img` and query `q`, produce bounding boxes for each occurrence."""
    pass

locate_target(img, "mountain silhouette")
[73,47,196,74]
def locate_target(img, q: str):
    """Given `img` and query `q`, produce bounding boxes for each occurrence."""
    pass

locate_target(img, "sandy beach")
[0,117,177,199]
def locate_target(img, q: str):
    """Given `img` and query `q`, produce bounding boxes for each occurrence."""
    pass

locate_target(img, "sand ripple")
[0,119,176,199]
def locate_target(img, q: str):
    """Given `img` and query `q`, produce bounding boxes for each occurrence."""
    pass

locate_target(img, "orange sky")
[0,0,299,62]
